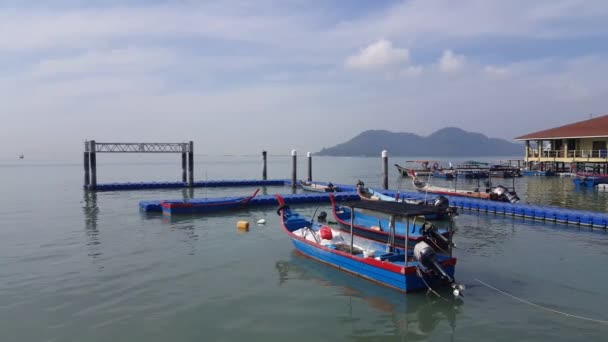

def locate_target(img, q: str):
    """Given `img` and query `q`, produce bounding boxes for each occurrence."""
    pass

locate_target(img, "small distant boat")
[411,170,520,203]
[300,180,338,193]
[276,195,463,296]
[489,164,522,178]
[19,154,24,159]
[455,161,490,178]
[329,194,454,248]
[395,161,442,178]
[572,172,608,187]
[160,189,259,214]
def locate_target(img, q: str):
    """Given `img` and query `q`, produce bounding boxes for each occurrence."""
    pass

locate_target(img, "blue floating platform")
[92,179,291,191]
[140,191,361,214]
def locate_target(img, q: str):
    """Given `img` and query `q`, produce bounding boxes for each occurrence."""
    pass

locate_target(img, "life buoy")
[433,163,439,170]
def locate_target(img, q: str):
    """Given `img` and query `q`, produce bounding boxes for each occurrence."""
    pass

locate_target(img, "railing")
[529,150,608,159]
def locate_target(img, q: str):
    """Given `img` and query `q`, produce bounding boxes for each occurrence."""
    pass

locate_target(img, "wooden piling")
[89,140,97,190]
[262,151,267,180]
[291,150,297,189]
[188,141,194,187]
[307,152,312,182]
[382,150,388,190]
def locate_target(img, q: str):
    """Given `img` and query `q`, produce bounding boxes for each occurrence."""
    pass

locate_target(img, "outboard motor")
[505,191,520,203]
[420,221,451,248]
[414,241,465,297]
[414,241,453,283]
[433,196,449,210]
[491,186,520,203]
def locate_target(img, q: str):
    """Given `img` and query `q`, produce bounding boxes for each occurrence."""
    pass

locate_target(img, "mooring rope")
[475,278,608,325]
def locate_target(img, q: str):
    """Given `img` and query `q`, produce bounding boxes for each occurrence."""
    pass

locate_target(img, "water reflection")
[82,190,102,258]
[276,252,460,340]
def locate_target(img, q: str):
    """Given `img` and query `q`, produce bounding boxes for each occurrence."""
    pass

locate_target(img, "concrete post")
[84,141,90,188]
[181,151,187,183]
[307,152,312,182]
[382,150,388,190]
[188,141,194,187]
[262,151,267,180]
[89,140,97,190]
[291,149,297,189]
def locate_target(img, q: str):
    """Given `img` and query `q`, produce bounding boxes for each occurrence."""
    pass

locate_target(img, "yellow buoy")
[237,220,250,232]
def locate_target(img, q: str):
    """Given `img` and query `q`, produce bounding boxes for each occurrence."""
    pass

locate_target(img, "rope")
[475,278,608,325]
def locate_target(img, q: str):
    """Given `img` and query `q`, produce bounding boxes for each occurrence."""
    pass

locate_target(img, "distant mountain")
[316,127,522,157]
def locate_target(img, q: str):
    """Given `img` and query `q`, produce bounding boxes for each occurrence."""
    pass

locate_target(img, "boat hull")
[289,236,455,293]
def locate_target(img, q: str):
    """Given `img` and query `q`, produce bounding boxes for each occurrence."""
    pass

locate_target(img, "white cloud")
[484,65,510,78]
[401,65,423,76]
[438,50,465,72]
[30,47,179,78]
[345,39,409,70]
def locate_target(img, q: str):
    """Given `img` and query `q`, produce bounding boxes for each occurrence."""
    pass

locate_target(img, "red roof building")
[515,114,608,140]
[515,115,608,166]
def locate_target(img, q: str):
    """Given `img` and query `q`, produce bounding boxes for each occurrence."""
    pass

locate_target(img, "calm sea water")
[1,155,607,341]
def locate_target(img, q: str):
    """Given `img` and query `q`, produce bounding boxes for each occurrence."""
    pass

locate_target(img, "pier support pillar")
[382,150,388,190]
[84,141,90,188]
[307,152,312,182]
[89,140,97,190]
[181,152,187,183]
[188,141,194,187]
[291,150,297,189]
[262,151,267,180]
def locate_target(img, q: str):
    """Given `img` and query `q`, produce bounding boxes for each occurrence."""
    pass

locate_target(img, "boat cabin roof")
[343,200,444,217]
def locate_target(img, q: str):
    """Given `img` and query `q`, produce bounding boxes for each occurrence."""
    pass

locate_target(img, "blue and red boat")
[276,195,463,295]
[329,194,453,249]
[160,189,259,215]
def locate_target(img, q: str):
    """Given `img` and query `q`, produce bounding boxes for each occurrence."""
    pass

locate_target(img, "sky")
[1,0,608,159]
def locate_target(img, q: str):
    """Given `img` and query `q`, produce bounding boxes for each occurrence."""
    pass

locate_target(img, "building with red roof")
[514,115,608,172]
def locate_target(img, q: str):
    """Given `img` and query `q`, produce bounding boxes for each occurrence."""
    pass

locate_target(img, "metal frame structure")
[84,140,194,190]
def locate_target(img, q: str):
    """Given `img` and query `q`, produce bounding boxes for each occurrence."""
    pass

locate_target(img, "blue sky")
[1,0,608,158]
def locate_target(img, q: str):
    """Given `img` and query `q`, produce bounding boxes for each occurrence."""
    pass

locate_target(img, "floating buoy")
[237,221,249,232]
[257,219,266,225]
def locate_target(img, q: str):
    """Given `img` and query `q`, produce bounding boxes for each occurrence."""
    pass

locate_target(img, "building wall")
[579,138,608,151]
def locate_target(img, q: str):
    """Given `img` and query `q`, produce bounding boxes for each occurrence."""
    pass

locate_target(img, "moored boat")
[300,180,338,193]
[411,171,520,203]
[160,189,259,214]
[276,195,463,295]
[356,181,456,220]
[395,161,440,178]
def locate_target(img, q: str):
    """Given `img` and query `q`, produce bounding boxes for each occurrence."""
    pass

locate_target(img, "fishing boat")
[411,171,520,203]
[329,194,453,248]
[300,180,338,193]
[394,161,440,178]
[276,195,464,296]
[355,181,456,220]
[160,189,259,214]
[455,161,490,178]
[19,154,24,159]
[489,164,522,178]
[572,172,608,187]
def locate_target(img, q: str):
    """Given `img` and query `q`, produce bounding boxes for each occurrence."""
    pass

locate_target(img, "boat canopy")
[341,200,445,218]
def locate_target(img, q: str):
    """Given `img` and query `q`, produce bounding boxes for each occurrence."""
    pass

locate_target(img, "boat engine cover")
[414,241,435,265]
[433,196,449,210]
